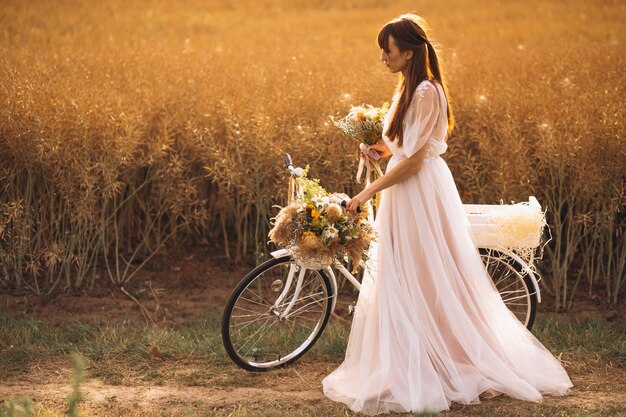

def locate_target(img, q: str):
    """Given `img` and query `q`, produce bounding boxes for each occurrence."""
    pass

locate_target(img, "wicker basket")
[291,250,335,270]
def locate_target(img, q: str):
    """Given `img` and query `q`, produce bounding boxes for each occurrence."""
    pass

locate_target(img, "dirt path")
[1,381,327,413]
[2,361,625,416]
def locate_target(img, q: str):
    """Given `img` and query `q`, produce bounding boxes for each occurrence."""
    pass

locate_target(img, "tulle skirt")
[322,155,572,415]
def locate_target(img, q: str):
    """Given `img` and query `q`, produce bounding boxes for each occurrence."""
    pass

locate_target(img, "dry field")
[1,0,624,309]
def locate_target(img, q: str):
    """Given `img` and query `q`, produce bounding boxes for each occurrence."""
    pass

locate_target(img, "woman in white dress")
[322,14,573,415]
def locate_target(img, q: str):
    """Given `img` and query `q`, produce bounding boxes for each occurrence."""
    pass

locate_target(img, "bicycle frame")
[269,247,340,317]
[273,154,542,318]
[270,243,541,319]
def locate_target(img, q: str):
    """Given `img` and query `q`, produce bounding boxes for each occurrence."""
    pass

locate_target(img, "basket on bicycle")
[268,167,377,272]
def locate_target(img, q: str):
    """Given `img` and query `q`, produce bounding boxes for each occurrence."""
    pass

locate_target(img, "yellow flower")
[311,209,320,220]
[300,231,316,242]
[382,101,390,110]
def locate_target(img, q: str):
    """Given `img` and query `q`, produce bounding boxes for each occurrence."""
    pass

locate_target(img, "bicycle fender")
[323,266,339,313]
[270,248,290,258]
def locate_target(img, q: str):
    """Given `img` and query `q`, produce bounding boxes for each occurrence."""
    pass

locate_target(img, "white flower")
[365,108,378,119]
[350,105,365,113]
[324,224,338,239]
[312,195,329,208]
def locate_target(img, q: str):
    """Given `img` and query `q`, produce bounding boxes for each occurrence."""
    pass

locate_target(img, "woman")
[322,14,573,415]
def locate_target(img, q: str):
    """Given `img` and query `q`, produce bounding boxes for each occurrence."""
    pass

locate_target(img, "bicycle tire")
[221,255,334,372]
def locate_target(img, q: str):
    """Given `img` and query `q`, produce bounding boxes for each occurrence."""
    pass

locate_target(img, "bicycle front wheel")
[221,255,334,372]
[479,248,538,330]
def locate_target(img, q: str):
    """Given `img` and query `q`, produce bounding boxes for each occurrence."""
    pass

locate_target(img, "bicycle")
[221,154,544,372]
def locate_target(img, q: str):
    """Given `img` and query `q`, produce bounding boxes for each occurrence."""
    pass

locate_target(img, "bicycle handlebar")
[284,153,360,213]
[283,153,304,177]
[341,200,361,214]
[283,153,293,168]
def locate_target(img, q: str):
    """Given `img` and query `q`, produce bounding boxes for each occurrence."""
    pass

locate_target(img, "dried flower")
[331,103,389,146]
[301,233,322,250]
[325,203,342,223]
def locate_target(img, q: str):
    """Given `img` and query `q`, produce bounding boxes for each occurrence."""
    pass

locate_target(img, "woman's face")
[380,34,412,74]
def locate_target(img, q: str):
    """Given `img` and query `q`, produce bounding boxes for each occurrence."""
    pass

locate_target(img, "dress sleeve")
[402,82,440,158]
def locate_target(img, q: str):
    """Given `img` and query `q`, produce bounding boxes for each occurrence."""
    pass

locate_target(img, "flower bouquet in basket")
[330,102,390,185]
[268,167,377,273]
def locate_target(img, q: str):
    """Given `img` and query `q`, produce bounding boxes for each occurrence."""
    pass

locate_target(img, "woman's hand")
[346,185,376,215]
[360,142,392,159]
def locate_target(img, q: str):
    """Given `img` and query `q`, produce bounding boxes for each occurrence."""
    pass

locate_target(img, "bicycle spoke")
[493,269,515,287]
[285,302,327,320]
[496,277,523,294]
[236,315,274,352]
[231,313,272,331]
[274,291,325,310]
[283,296,329,319]
[233,305,265,315]
[243,287,271,305]
[240,295,272,308]
[502,302,529,307]
[284,316,318,333]
[243,318,280,358]
[286,314,318,323]
[501,293,530,303]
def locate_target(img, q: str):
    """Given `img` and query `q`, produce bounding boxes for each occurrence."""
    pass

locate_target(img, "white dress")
[322,80,573,415]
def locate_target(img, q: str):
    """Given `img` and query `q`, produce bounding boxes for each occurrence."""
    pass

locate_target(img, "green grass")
[1,310,624,380]
[0,309,225,378]
[532,316,626,364]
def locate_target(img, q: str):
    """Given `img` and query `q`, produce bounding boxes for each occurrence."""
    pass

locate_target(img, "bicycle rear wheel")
[479,248,538,330]
[221,256,334,371]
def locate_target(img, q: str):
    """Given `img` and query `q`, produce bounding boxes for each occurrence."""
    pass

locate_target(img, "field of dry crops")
[0,0,624,311]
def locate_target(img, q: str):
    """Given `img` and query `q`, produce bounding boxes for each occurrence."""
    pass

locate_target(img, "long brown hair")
[377,14,455,147]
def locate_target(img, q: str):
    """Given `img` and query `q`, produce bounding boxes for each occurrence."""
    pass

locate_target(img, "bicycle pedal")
[348,303,356,316]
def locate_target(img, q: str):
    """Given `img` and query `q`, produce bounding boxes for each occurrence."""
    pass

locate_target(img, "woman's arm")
[347,82,440,214]
[346,144,428,213]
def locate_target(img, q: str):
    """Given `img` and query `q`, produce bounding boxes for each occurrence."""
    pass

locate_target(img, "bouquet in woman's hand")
[331,102,390,184]
[331,103,389,145]
[268,167,377,273]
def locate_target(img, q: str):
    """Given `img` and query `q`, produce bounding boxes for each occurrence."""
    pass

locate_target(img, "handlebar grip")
[341,200,361,213]
[283,153,293,168]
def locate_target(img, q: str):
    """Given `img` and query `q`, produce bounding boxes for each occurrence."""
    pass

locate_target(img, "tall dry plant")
[0,0,624,310]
